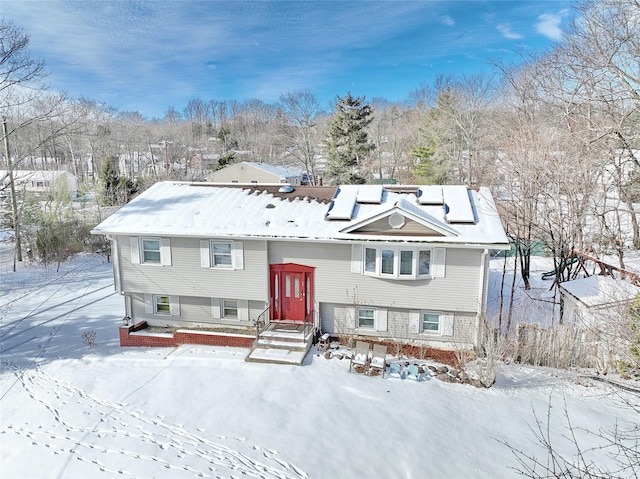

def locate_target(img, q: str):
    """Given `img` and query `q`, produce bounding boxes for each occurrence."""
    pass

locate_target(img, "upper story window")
[200,240,244,270]
[142,239,161,263]
[363,246,433,279]
[353,244,445,280]
[212,242,233,267]
[130,237,172,266]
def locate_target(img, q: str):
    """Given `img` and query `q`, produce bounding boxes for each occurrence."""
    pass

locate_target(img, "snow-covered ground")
[1,252,638,478]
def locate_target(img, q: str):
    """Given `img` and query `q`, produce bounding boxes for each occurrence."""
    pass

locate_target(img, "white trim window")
[130,237,172,266]
[409,310,454,336]
[354,306,388,332]
[211,298,249,321]
[422,312,440,332]
[144,293,180,316]
[222,299,238,318]
[200,240,244,270]
[359,246,444,279]
[357,308,375,329]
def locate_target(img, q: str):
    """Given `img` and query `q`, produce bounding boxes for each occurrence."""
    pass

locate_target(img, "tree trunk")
[2,117,22,265]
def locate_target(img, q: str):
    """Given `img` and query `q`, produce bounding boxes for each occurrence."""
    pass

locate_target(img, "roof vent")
[278,185,294,193]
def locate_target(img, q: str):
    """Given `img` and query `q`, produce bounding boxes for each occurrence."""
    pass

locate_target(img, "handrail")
[303,308,315,341]
[255,305,270,339]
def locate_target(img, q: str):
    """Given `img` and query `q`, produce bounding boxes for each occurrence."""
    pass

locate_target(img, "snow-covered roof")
[560,275,640,308]
[92,182,510,247]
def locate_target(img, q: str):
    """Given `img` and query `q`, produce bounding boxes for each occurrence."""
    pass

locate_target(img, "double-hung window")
[200,240,244,270]
[422,312,440,332]
[142,239,161,263]
[144,293,179,316]
[154,295,171,314]
[222,299,238,318]
[357,308,375,329]
[360,246,436,279]
[212,242,233,267]
[131,237,171,266]
[354,307,388,332]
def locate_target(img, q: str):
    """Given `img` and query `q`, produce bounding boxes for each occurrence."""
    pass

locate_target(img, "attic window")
[388,213,405,229]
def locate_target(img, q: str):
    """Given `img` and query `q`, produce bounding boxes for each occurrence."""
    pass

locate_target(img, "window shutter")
[433,248,446,278]
[376,309,388,332]
[160,239,172,266]
[349,306,357,329]
[233,241,244,270]
[351,244,362,274]
[144,293,153,314]
[211,298,221,319]
[238,299,249,321]
[409,311,420,334]
[169,296,180,316]
[441,314,454,336]
[200,240,210,268]
[130,237,140,264]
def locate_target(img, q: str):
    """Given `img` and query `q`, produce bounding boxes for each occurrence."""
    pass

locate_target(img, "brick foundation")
[119,322,254,348]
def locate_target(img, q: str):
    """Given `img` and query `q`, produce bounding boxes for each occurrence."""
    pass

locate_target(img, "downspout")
[475,248,490,347]
[107,235,123,293]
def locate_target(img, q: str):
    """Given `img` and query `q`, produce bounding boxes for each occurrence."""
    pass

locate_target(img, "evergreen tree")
[97,157,137,206]
[324,92,375,185]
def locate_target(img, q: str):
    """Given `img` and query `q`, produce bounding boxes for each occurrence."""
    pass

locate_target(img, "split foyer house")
[92,182,509,362]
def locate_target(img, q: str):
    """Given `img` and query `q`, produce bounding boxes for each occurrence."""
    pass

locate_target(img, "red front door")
[270,264,314,322]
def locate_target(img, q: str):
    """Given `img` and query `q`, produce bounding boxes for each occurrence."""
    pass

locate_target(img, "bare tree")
[278,89,325,184]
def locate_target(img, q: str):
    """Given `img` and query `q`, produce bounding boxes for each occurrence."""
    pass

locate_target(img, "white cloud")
[440,15,455,27]
[497,23,523,40]
[536,11,567,41]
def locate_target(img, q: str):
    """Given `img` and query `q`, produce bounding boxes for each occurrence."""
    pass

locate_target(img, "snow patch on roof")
[92,182,510,247]
[560,275,640,307]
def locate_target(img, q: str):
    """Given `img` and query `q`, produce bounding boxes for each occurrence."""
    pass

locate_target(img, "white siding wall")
[319,302,476,346]
[130,293,265,327]
[119,236,268,300]
[268,240,482,312]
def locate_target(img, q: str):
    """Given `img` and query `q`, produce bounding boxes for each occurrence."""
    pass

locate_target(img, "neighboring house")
[207,162,304,185]
[92,182,509,362]
[560,275,639,327]
[0,170,78,198]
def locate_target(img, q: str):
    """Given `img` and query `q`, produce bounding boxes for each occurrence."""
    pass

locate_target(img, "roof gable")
[340,197,458,236]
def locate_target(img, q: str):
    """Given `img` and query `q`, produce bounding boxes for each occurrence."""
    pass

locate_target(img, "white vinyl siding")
[270,241,479,313]
[130,237,171,266]
[200,240,244,270]
[351,244,362,273]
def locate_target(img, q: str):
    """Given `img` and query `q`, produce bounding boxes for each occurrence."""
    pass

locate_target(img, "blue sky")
[3,1,573,119]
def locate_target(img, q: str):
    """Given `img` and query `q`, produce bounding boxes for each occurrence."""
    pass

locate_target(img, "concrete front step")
[244,322,316,365]
[245,346,308,365]
[256,338,308,350]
